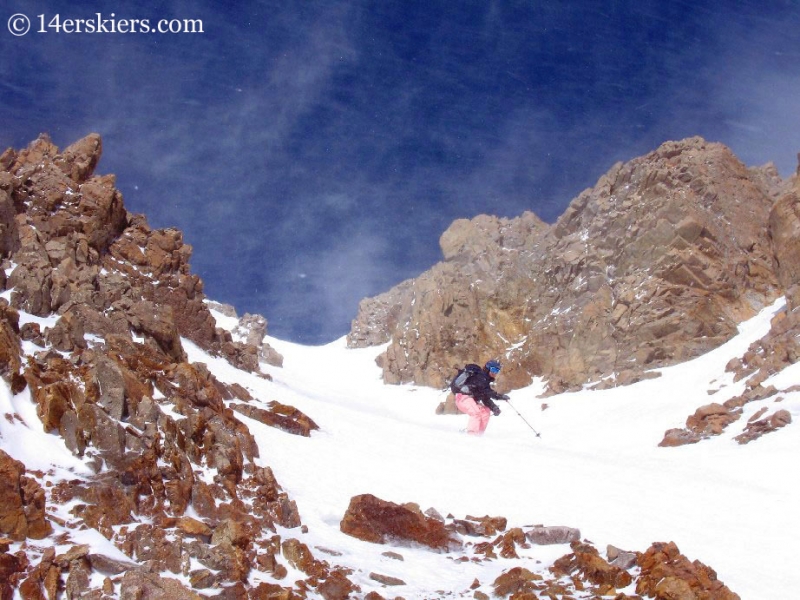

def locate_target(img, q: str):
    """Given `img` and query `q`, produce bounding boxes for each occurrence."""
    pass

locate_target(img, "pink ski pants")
[455,393,491,435]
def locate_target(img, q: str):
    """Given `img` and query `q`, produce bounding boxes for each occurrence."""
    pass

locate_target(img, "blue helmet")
[485,360,501,375]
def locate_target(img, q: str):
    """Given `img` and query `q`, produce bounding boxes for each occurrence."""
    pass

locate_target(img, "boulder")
[526,525,581,545]
[231,401,319,437]
[340,494,459,551]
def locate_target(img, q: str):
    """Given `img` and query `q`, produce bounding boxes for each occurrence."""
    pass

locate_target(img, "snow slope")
[2,297,798,598]
[197,297,798,599]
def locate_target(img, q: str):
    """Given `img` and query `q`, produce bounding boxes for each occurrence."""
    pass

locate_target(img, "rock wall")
[350,137,784,393]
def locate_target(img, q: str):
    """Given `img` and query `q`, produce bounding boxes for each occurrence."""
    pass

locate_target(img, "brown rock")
[74,479,134,535]
[369,572,406,586]
[659,428,702,447]
[636,541,740,600]
[211,518,251,549]
[0,551,23,598]
[655,576,698,600]
[349,137,781,392]
[317,568,359,600]
[55,133,102,183]
[492,566,543,597]
[0,133,311,598]
[250,582,301,600]
[189,539,251,582]
[497,527,527,559]
[0,303,23,382]
[0,449,51,541]
[119,570,203,600]
[65,556,92,599]
[231,402,319,437]
[551,541,632,590]
[685,403,741,436]
[735,409,792,444]
[281,538,327,579]
[169,362,224,411]
[177,516,213,538]
[768,191,800,309]
[340,494,459,551]
[125,300,186,363]
[86,553,141,575]
[44,310,87,351]
[526,525,581,545]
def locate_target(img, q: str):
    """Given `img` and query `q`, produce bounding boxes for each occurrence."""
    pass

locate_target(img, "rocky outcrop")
[0,135,303,597]
[659,402,741,447]
[231,400,319,437]
[207,300,284,368]
[659,380,789,447]
[0,450,51,541]
[349,137,782,393]
[550,541,633,592]
[0,134,279,375]
[636,541,740,599]
[487,537,739,599]
[735,408,792,444]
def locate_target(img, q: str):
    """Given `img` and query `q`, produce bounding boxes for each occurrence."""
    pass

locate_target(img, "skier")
[452,359,509,435]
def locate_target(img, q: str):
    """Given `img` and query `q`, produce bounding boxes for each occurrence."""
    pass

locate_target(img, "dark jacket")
[464,369,504,412]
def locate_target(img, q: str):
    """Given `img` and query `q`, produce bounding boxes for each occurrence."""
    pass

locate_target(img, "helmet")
[484,360,501,374]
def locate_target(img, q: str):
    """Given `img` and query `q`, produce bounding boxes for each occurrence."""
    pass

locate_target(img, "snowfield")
[2,297,798,599]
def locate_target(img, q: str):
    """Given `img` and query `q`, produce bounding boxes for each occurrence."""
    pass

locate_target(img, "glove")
[491,405,501,416]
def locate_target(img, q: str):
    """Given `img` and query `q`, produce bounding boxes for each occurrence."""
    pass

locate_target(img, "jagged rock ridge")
[349,137,795,394]
[0,134,324,597]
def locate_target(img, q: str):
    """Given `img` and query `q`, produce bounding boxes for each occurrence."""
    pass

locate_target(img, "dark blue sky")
[3,1,799,343]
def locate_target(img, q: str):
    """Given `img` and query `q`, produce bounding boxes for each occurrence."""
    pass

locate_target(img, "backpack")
[450,363,483,395]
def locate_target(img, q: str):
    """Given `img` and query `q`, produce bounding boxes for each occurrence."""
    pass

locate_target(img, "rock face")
[769,187,800,309]
[349,137,782,392]
[0,133,281,372]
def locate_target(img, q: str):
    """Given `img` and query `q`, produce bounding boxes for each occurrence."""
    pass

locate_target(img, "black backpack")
[450,363,483,395]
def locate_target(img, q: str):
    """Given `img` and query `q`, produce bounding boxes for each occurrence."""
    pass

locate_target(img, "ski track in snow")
[0,298,797,598]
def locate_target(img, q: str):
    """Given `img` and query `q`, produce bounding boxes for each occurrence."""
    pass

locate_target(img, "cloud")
[262,219,395,343]
[714,72,800,176]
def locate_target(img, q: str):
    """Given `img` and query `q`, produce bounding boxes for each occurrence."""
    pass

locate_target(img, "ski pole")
[505,399,541,438]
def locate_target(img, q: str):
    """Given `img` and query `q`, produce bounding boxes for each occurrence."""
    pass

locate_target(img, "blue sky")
[2,1,799,343]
